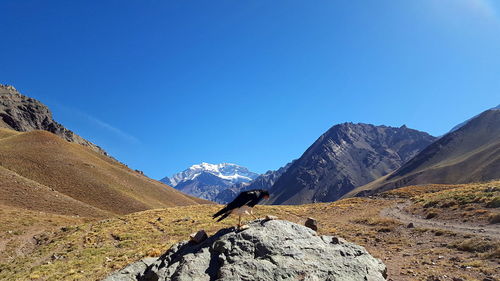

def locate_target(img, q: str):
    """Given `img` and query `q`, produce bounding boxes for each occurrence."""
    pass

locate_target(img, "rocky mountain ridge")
[268,123,436,205]
[449,104,500,132]
[0,84,106,155]
[349,108,500,197]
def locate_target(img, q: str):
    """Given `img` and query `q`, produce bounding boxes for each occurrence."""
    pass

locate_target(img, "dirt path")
[381,201,500,237]
[0,229,44,263]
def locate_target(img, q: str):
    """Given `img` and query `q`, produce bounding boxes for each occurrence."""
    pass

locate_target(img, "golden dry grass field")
[0,128,208,218]
[0,181,498,281]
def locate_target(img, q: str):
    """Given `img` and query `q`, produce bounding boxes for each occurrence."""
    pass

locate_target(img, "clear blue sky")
[1,0,499,179]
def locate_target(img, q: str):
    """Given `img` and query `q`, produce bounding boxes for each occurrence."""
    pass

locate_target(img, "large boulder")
[104,219,387,281]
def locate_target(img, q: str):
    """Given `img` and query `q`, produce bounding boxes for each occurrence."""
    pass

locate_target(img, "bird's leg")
[238,215,241,229]
[250,209,258,220]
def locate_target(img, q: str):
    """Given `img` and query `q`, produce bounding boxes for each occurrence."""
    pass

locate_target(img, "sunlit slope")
[347,109,500,197]
[0,128,208,216]
[0,165,112,218]
[1,181,498,281]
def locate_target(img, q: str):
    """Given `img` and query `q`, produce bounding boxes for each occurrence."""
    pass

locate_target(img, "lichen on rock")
[104,219,387,281]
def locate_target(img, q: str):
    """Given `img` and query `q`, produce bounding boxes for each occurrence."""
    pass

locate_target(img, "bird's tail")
[213,207,228,219]
[216,212,231,222]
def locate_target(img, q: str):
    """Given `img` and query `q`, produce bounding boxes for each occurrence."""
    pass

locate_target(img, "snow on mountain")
[162,162,259,187]
[159,163,260,202]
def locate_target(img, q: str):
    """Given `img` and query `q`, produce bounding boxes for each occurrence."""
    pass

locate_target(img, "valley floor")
[0,181,498,281]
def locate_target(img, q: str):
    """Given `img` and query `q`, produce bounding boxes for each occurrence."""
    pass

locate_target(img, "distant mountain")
[161,163,259,202]
[268,123,436,205]
[0,84,106,155]
[214,162,294,203]
[348,108,500,197]
[449,104,500,133]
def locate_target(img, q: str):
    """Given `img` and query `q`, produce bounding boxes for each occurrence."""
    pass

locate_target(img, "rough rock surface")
[349,109,500,197]
[104,220,387,281]
[0,84,106,155]
[269,123,436,204]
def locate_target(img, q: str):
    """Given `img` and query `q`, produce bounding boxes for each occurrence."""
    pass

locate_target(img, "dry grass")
[382,183,461,198]
[0,128,208,218]
[1,197,499,281]
[1,176,499,280]
[0,204,299,280]
[413,181,499,208]
[451,238,498,254]
[385,181,500,225]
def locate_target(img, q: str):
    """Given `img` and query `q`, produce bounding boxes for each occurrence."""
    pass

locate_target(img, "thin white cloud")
[54,103,140,144]
[83,114,140,144]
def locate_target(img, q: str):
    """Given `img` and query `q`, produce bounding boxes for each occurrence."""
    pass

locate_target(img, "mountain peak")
[160,162,259,202]
[348,108,500,197]
[162,162,258,187]
[268,123,436,205]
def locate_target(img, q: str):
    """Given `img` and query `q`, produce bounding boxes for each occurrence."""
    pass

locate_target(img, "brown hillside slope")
[347,109,500,198]
[0,84,107,155]
[0,166,112,218]
[1,181,498,281]
[0,128,208,217]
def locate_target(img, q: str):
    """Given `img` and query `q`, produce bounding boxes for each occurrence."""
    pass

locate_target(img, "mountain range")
[2,83,499,210]
[0,85,208,218]
[160,163,259,202]
[213,162,294,203]
[267,123,436,204]
[348,107,500,197]
[162,105,499,205]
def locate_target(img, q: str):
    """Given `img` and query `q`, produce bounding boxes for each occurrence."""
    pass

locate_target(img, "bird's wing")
[213,191,257,219]
[226,191,256,210]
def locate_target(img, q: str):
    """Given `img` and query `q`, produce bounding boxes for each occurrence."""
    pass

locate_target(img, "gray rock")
[104,220,387,281]
[305,217,318,231]
[103,258,157,281]
[0,84,107,155]
[189,230,208,244]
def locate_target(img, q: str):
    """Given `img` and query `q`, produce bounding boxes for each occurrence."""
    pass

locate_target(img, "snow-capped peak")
[161,162,259,187]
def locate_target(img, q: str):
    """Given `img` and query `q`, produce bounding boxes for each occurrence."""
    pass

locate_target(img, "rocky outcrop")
[269,123,436,204]
[104,220,387,281]
[0,84,106,155]
[349,109,500,197]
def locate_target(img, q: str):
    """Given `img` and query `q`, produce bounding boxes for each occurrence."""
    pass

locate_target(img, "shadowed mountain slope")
[268,123,436,205]
[0,128,208,217]
[348,109,500,197]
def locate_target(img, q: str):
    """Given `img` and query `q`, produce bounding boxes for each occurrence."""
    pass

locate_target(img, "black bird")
[213,189,270,228]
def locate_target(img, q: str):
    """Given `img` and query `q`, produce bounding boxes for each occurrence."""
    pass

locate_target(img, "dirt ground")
[0,182,498,281]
